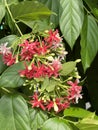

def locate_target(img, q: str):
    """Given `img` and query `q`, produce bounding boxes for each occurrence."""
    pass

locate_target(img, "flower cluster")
[0,29,82,113]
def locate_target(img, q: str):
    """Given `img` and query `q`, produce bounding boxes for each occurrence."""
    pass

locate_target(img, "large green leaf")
[29,108,48,130]
[38,0,60,27]
[64,107,98,120]
[59,0,84,49]
[84,0,98,19]
[76,118,98,130]
[60,61,76,76]
[41,117,72,130]
[0,4,5,23]
[80,15,98,71]
[0,62,25,88]
[10,1,52,21]
[0,95,31,130]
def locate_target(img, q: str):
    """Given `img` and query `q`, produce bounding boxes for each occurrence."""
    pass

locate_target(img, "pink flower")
[30,93,45,110]
[0,42,11,55]
[51,58,62,71]
[67,79,82,103]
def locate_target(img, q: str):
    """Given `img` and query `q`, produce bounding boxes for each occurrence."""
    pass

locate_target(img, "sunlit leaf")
[80,15,98,71]
[59,0,84,49]
[0,95,31,130]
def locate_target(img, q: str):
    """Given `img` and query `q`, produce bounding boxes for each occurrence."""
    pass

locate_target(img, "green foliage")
[59,0,84,49]
[0,0,98,130]
[10,1,52,21]
[60,61,76,76]
[0,95,31,130]
[80,15,98,72]
[41,118,72,130]
[0,62,25,88]
[0,3,5,24]
[29,108,48,130]
[39,0,60,27]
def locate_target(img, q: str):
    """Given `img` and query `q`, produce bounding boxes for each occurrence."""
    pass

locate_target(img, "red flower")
[30,93,45,110]
[3,53,16,66]
[45,30,62,45]
[67,79,82,103]
[46,100,54,111]
[19,40,40,61]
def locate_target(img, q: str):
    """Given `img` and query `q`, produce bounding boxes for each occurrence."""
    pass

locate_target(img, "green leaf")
[38,0,60,27]
[46,79,58,92]
[0,62,25,88]
[80,15,98,71]
[0,35,18,45]
[29,108,48,130]
[76,118,98,130]
[41,78,58,92]
[64,107,98,120]
[0,95,31,130]
[42,117,72,130]
[20,19,52,32]
[10,1,52,21]
[84,0,98,19]
[41,77,50,92]
[59,0,84,49]
[0,4,5,23]
[60,61,76,76]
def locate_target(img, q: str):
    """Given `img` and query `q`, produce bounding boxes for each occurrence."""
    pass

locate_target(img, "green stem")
[4,0,23,36]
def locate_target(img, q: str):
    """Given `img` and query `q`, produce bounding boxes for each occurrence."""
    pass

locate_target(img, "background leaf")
[10,1,52,21]
[42,117,72,130]
[0,4,5,24]
[80,15,98,71]
[59,0,84,49]
[0,95,31,130]
[38,0,60,27]
[0,62,25,88]
[29,108,48,130]
[84,0,98,19]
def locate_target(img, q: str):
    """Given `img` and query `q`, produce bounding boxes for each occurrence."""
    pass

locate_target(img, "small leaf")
[42,117,72,130]
[0,95,31,130]
[46,79,57,92]
[60,61,76,76]
[64,107,98,120]
[0,62,25,88]
[80,15,98,71]
[59,0,84,49]
[10,1,52,21]
[29,108,48,130]
[41,77,50,92]
[0,4,5,24]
